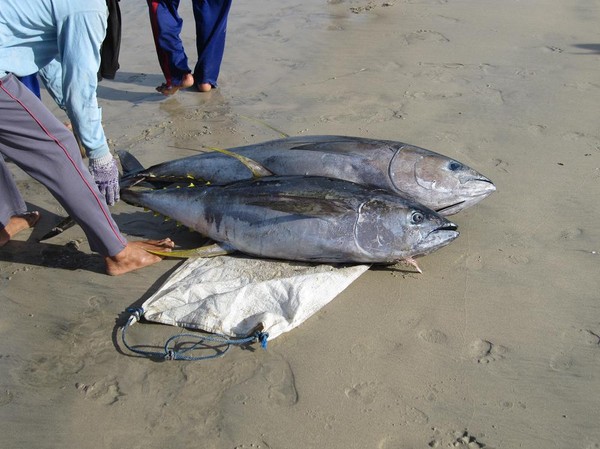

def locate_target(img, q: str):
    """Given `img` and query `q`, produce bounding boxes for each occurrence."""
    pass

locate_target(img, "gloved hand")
[89,155,120,206]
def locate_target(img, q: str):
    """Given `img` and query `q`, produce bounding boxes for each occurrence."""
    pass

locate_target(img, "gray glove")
[89,156,120,206]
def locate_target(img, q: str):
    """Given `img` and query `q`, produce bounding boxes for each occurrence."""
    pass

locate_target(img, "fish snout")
[462,175,496,195]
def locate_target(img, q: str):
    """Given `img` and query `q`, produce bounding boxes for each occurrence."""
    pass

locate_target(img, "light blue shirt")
[0,0,110,161]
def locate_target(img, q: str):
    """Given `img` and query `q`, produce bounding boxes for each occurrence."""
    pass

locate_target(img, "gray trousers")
[0,74,127,256]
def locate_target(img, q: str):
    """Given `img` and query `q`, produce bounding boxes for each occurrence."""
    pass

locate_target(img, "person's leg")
[192,0,232,91]
[0,153,27,224]
[147,0,194,94]
[0,75,174,273]
[99,0,122,81]
[0,74,126,255]
[0,212,40,247]
[0,152,40,246]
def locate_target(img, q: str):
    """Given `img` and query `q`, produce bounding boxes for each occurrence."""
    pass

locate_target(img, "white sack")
[141,255,370,340]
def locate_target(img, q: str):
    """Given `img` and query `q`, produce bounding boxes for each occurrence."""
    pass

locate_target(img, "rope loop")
[120,308,269,361]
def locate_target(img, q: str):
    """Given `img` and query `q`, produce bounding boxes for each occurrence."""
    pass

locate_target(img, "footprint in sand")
[344,381,378,405]
[419,329,448,345]
[468,339,507,364]
[19,353,85,387]
[76,379,124,405]
[527,124,548,135]
[558,227,584,240]
[401,405,429,425]
[405,30,449,45]
[88,295,111,309]
[464,254,485,270]
[305,408,336,430]
[260,358,298,407]
[378,436,415,449]
[549,352,575,372]
[562,131,586,141]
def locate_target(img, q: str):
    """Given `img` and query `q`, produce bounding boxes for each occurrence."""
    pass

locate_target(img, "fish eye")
[448,161,462,171]
[411,211,424,224]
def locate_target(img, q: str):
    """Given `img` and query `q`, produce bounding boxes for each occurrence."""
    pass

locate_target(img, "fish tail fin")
[116,150,145,177]
[117,150,164,189]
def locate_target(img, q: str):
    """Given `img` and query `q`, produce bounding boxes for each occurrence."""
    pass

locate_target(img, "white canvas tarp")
[139,255,370,340]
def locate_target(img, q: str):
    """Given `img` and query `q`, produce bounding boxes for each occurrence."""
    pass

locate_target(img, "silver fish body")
[120,175,459,264]
[121,135,495,215]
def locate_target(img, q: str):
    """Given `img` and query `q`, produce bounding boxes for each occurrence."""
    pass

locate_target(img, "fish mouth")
[435,178,496,215]
[435,201,465,215]
[414,222,459,257]
[431,222,459,236]
[465,177,497,197]
[472,177,496,191]
[425,222,459,244]
[424,221,459,240]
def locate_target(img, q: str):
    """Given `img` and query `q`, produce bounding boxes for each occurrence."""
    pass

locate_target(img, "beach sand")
[2,1,600,448]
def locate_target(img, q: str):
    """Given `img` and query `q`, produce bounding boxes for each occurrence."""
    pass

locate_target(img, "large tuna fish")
[119,135,495,216]
[120,175,459,264]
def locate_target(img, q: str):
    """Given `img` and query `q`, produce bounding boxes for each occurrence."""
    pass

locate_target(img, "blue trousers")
[0,74,127,256]
[17,74,41,99]
[147,0,232,88]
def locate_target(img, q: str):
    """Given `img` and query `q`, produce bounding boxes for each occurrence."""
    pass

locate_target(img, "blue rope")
[121,307,269,361]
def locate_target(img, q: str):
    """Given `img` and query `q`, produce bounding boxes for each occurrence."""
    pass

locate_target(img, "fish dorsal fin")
[204,146,273,178]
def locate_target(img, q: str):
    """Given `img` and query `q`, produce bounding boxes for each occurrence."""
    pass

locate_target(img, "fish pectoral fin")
[395,257,422,273]
[204,146,273,178]
[249,196,352,217]
[146,242,236,258]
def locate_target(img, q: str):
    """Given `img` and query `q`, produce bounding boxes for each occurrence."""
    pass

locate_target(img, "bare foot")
[0,211,41,247]
[197,82,212,92]
[128,238,175,252]
[156,73,194,96]
[104,238,175,276]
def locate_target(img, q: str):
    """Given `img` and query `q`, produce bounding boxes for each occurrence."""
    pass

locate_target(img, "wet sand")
[1,1,599,448]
